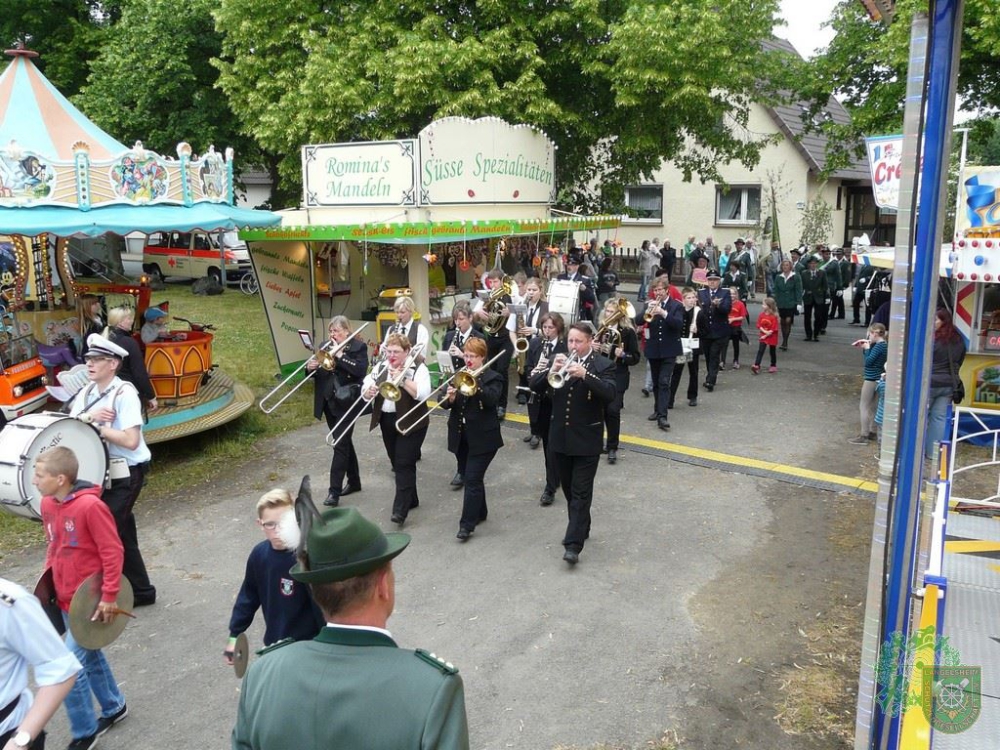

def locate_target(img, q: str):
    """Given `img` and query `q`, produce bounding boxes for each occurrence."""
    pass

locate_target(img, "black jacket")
[312,338,368,419]
[607,326,640,392]
[529,351,615,456]
[636,298,685,359]
[441,369,504,456]
[441,326,485,372]
[108,327,155,402]
[696,288,733,340]
[525,337,567,425]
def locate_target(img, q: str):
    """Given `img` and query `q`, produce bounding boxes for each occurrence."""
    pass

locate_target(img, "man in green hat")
[232,507,469,750]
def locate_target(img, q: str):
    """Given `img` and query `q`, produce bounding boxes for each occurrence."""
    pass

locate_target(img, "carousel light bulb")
[975,255,986,266]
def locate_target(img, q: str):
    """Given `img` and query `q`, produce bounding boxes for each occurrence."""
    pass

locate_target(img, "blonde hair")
[35,446,79,484]
[525,277,544,300]
[762,297,778,315]
[256,488,293,518]
[105,305,135,334]
[393,297,415,315]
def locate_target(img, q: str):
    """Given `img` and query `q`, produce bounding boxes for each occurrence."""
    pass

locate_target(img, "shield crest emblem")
[280,577,294,596]
[921,665,982,734]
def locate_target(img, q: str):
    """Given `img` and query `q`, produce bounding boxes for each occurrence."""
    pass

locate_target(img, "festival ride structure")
[0,47,280,520]
[241,116,620,385]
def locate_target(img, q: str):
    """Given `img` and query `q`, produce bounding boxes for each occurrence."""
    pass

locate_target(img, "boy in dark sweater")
[224,489,324,663]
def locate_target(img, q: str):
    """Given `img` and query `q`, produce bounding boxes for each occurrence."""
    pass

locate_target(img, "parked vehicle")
[0,331,47,427]
[143,230,251,284]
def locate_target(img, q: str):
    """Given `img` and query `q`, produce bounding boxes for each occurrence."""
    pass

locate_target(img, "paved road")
[7,307,875,749]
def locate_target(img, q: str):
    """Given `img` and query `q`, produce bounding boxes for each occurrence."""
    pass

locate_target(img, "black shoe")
[688,398,697,407]
[133,589,156,607]
[666,401,675,409]
[529,435,540,449]
[657,418,670,431]
[522,433,533,442]
[819,330,827,335]
[496,407,506,419]
[449,473,464,489]
[97,703,129,736]
[390,514,405,526]
[339,483,361,497]
[563,549,579,565]
[812,336,820,342]
[647,412,658,421]
[803,337,813,341]
[704,383,714,392]
[67,733,99,749]
[607,449,617,464]
[324,491,340,507]
[539,491,554,507]
[456,528,472,541]
[516,394,528,405]
[779,345,788,351]
[641,388,650,397]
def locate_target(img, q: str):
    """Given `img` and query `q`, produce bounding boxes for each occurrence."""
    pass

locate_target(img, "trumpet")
[644,300,662,323]
[547,352,581,389]
[325,342,425,447]
[396,351,504,435]
[259,323,368,414]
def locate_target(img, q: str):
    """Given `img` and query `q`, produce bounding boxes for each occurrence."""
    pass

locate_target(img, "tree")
[800,0,1000,175]
[214,0,799,210]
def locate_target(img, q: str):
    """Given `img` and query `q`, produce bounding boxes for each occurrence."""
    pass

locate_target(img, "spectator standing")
[764,242,783,295]
[596,257,619,304]
[849,323,888,444]
[661,239,677,280]
[924,309,966,461]
[637,240,660,301]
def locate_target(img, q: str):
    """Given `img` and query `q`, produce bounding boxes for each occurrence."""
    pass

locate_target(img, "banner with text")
[302,140,418,207]
[958,165,1000,237]
[249,241,313,372]
[866,135,904,209]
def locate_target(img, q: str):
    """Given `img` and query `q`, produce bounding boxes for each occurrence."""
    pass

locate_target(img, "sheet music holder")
[436,350,456,375]
[507,303,528,315]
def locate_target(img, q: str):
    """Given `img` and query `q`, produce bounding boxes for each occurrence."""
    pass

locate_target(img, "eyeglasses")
[260,521,279,530]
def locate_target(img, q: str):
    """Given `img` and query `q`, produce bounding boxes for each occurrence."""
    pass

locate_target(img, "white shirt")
[0,578,82,735]
[70,376,152,465]
[473,297,517,334]
[363,363,431,414]
[383,320,429,354]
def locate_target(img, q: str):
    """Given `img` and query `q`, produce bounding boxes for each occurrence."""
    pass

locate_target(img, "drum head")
[233,632,250,678]
[0,413,107,520]
[68,573,133,650]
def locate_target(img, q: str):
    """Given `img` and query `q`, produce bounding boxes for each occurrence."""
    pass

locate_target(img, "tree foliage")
[801,0,999,175]
[214,0,798,210]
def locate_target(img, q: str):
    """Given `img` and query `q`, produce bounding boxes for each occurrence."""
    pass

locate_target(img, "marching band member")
[440,338,504,541]
[529,322,616,565]
[364,333,431,526]
[441,301,485,489]
[669,287,704,408]
[526,313,567,505]
[473,269,516,420]
[309,316,369,507]
[638,279,685,431]
[515,278,548,407]
[598,298,640,465]
[383,296,429,365]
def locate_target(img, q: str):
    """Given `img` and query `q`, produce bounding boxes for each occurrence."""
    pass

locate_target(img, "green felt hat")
[290,507,410,584]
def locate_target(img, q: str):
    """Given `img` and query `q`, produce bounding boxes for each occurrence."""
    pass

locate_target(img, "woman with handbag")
[310,315,369,506]
[925,309,967,461]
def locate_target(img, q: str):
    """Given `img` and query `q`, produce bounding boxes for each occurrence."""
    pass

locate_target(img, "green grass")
[0,284,312,559]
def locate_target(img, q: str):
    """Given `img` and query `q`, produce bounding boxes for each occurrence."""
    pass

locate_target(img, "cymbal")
[68,573,134,650]
[32,568,65,636]
[232,632,250,679]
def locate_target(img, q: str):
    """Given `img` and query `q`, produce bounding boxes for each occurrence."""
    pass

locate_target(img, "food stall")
[241,117,620,377]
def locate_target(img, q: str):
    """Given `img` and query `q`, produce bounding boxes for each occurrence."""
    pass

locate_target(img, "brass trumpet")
[547,352,580,389]
[396,351,504,435]
[259,323,369,414]
[644,300,661,323]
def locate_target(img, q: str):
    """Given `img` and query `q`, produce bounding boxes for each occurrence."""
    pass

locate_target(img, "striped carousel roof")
[0,50,127,160]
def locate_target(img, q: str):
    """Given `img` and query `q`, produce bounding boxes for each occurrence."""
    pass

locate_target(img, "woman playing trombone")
[440,337,504,541]
[309,316,369,507]
[441,300,484,488]
[363,333,430,526]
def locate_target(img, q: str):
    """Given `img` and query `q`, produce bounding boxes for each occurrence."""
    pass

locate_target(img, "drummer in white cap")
[68,334,157,607]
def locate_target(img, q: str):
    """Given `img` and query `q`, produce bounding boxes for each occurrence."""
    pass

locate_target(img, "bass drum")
[547,279,581,324]
[0,413,108,520]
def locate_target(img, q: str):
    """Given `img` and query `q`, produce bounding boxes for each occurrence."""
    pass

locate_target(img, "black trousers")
[852,291,864,323]
[803,302,825,338]
[719,329,743,365]
[647,356,674,418]
[486,336,514,411]
[670,352,700,405]
[554,452,600,552]
[603,384,626,450]
[379,412,427,519]
[323,404,360,496]
[532,398,560,494]
[703,336,727,386]
[829,292,845,319]
[104,462,154,600]
[754,342,777,367]
[456,442,497,531]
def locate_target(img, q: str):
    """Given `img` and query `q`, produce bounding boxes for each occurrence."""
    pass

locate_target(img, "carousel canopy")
[0,49,279,236]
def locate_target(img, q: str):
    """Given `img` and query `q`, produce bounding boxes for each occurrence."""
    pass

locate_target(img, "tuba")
[482,276,513,335]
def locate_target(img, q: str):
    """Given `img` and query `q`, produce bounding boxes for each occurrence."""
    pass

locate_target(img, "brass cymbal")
[32,568,65,636]
[68,573,134,650]
[233,632,250,679]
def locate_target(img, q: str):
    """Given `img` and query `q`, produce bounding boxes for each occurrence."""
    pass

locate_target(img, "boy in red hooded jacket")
[37,446,128,749]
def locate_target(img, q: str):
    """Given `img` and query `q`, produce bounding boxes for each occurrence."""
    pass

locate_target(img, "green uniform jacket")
[232,626,470,750]
[819,258,841,290]
[772,272,803,310]
[799,269,828,305]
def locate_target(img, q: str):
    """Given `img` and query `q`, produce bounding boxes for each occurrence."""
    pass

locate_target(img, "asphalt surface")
[7,298,876,749]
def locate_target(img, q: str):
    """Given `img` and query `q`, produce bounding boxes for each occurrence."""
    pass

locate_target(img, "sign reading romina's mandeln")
[302,140,418,208]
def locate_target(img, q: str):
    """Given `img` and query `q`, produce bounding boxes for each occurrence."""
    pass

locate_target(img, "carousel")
[0,47,279,521]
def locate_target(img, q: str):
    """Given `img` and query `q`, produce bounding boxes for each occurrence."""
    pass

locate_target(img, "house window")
[715,185,761,225]
[624,185,663,222]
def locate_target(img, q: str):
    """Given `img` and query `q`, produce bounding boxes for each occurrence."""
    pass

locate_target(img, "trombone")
[547,352,580,389]
[396,351,504,435]
[259,323,369,414]
[325,342,425,447]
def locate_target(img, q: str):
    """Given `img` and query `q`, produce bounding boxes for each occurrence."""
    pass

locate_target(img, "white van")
[143,231,251,283]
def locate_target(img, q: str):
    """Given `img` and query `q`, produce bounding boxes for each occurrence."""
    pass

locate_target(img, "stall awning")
[0,202,281,238]
[240,216,622,244]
